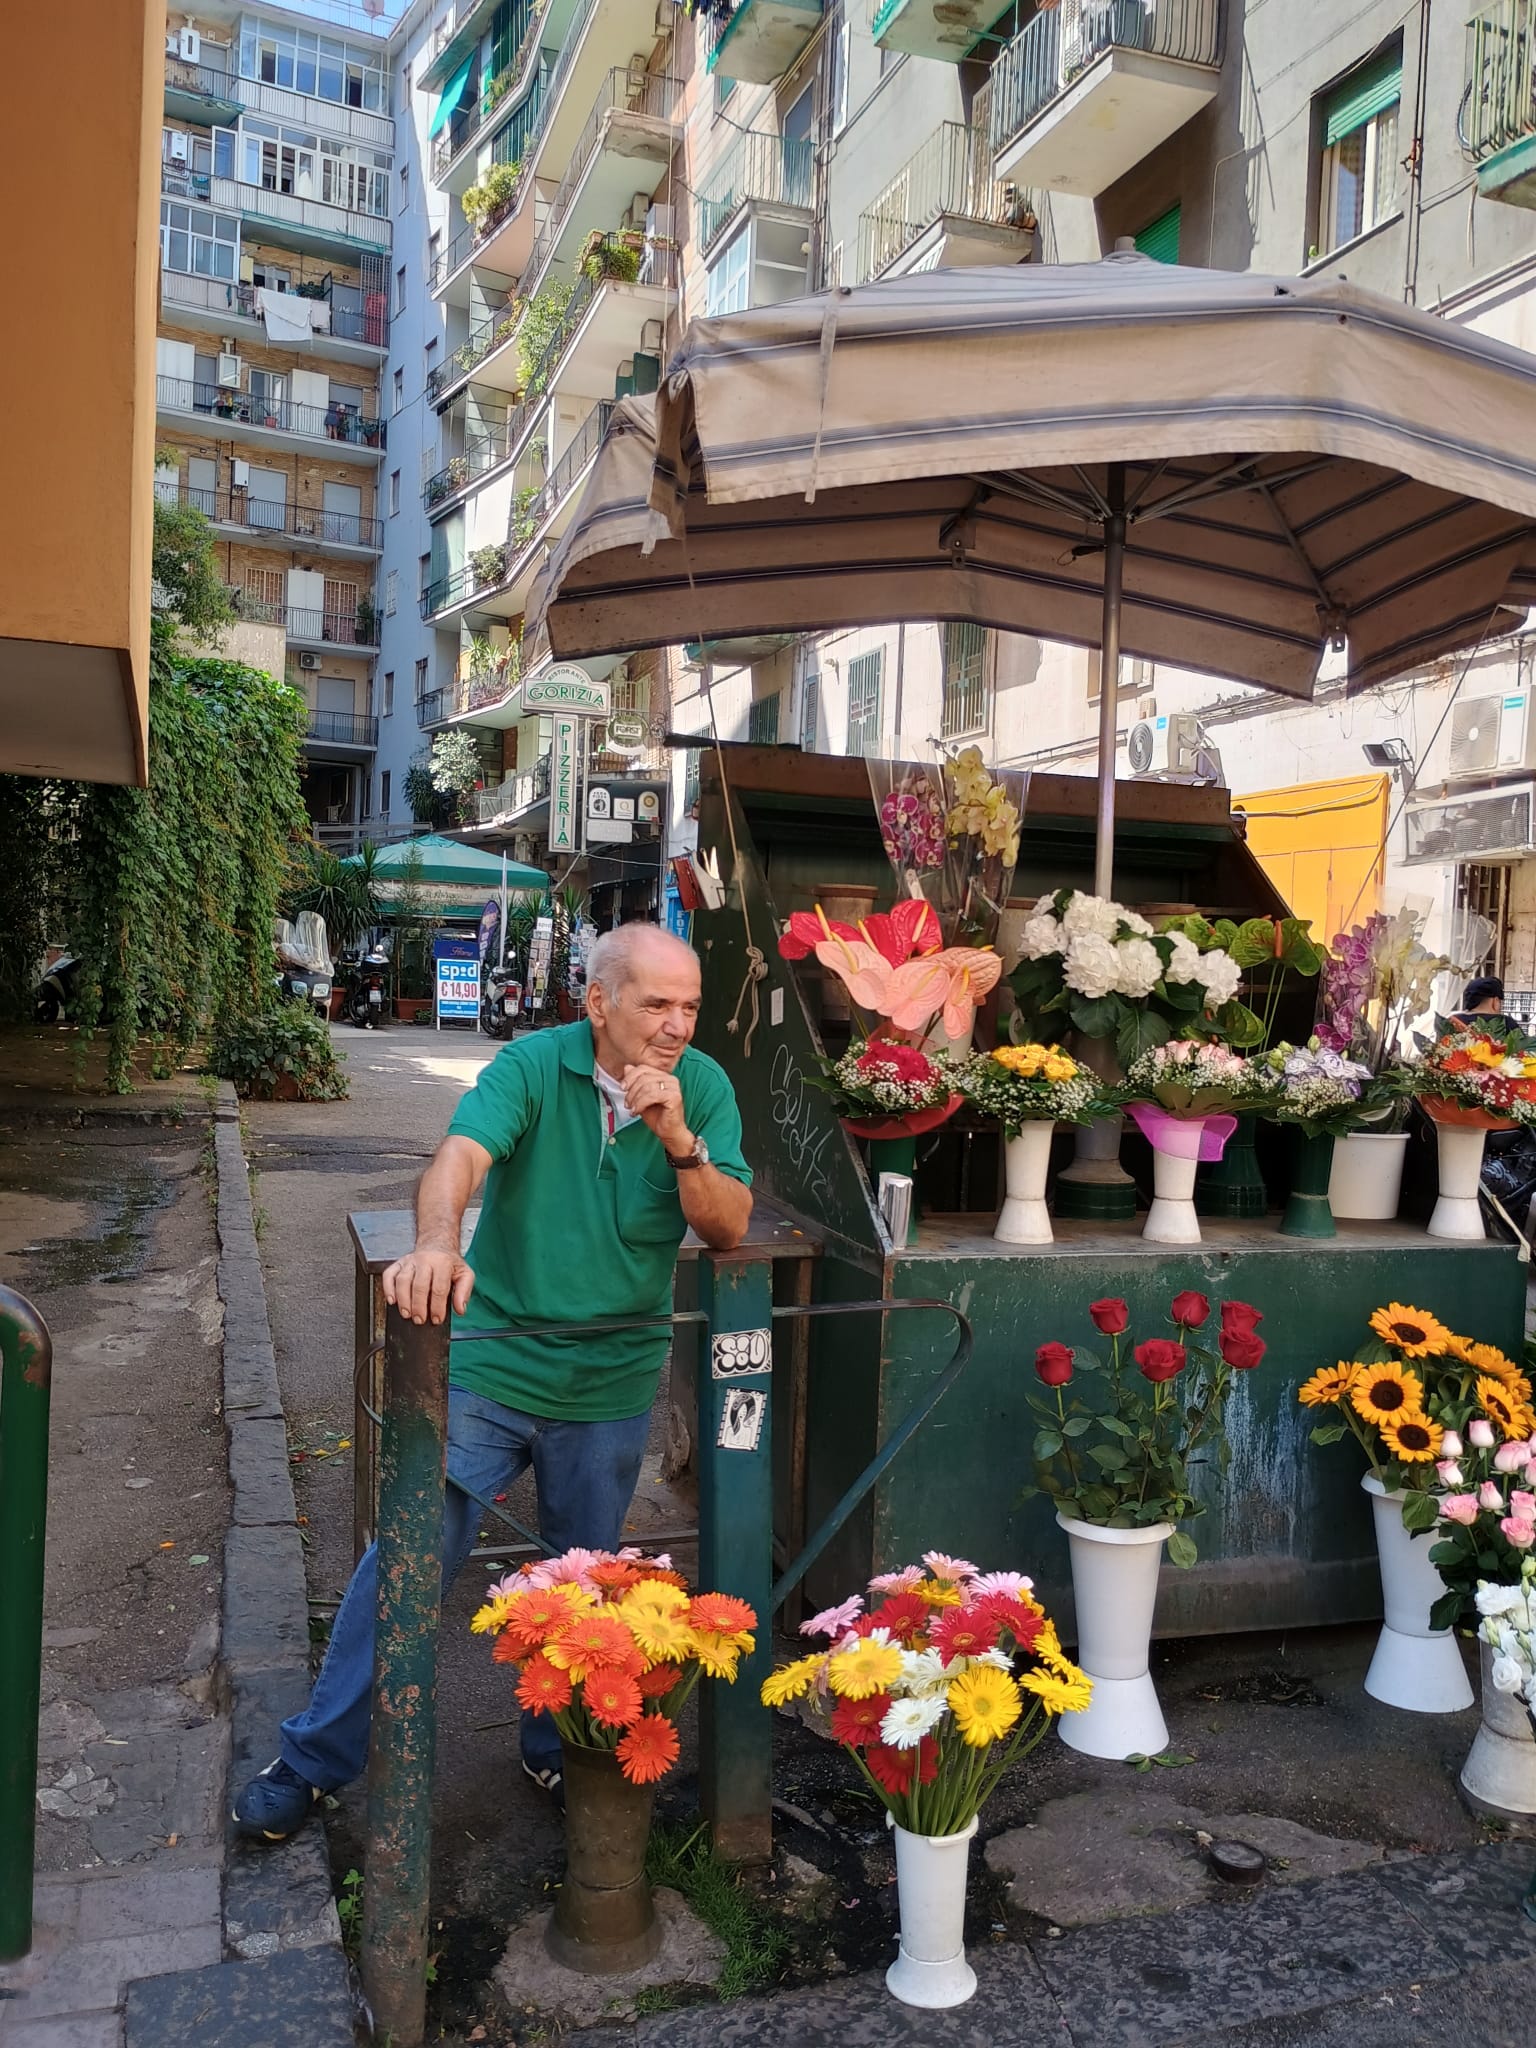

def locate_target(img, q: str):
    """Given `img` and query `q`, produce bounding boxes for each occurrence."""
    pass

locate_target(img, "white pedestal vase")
[1328,1132,1409,1221]
[1144,1147,1202,1245]
[1056,1514,1172,1759]
[885,1814,978,2010]
[1460,1642,1536,1820]
[994,1121,1056,1244]
[1361,1476,1475,1712]
[1426,1118,1494,1241]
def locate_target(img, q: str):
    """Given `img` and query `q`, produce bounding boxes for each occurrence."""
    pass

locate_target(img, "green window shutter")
[1135,204,1182,265]
[1324,49,1402,147]
[847,650,884,755]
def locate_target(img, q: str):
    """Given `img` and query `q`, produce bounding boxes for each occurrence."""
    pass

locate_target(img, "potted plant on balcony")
[470,543,508,590]
[461,157,522,237]
[578,228,646,285]
[353,595,377,645]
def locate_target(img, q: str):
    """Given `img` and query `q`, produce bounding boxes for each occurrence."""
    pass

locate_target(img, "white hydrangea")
[1060,893,1124,943]
[1118,909,1155,937]
[1164,932,1205,985]
[1063,932,1121,1000]
[1018,913,1064,961]
[1197,948,1243,1006]
[1115,937,1163,999]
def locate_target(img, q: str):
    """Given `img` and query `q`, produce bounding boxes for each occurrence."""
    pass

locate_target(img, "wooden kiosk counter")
[681,743,1525,1634]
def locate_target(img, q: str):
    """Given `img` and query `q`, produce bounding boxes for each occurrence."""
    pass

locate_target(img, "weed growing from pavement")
[644,1820,789,1999]
[335,1868,435,1983]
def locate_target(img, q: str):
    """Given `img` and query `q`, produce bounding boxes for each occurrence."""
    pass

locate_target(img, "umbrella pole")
[1093,464,1127,901]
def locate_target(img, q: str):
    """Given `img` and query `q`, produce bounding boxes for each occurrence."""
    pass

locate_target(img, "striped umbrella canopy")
[529,253,1536,892]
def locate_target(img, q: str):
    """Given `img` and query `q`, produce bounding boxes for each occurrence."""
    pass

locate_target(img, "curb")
[123,1082,355,2046]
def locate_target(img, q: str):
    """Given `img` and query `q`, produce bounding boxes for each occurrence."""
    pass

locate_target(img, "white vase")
[1056,1514,1173,1759]
[1361,1476,1475,1712]
[994,1122,1056,1244]
[1329,1131,1409,1221]
[1460,1641,1536,1819]
[1427,1122,1490,1241]
[1143,1146,1202,1245]
[885,1815,978,2010]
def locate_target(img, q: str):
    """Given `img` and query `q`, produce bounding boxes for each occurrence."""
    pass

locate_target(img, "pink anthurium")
[938,949,1003,1040]
[813,935,891,1010]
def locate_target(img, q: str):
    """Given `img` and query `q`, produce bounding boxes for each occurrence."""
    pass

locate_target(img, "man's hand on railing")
[383,1249,475,1326]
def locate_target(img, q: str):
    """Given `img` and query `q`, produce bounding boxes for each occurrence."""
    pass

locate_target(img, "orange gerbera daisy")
[588,1560,644,1593]
[546,1612,640,1681]
[633,1567,691,1593]
[687,1592,757,1637]
[635,1662,681,1701]
[491,1630,523,1666]
[500,1583,592,1656]
[514,1652,572,1715]
[617,1713,680,1785]
[583,1665,643,1729]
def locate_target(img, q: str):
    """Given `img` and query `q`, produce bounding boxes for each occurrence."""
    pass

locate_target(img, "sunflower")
[1465,1343,1533,1401]
[1439,1332,1478,1366]
[1378,1412,1443,1463]
[947,1664,1023,1747]
[1476,1375,1536,1442]
[1298,1363,1359,1409]
[760,1655,825,1708]
[827,1635,905,1699]
[1019,1662,1093,1715]
[1350,1360,1425,1427]
[1368,1304,1451,1358]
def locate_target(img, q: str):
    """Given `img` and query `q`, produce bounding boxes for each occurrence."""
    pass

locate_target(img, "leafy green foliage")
[403,753,453,828]
[282,840,380,952]
[460,156,522,232]
[429,729,483,823]
[211,1004,346,1100]
[518,281,575,395]
[151,494,236,644]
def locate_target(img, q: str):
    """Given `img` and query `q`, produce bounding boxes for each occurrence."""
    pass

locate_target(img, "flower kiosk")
[680,741,1526,1651]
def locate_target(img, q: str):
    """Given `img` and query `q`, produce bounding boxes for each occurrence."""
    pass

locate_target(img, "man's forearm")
[676,1166,753,1250]
[415,1137,488,1253]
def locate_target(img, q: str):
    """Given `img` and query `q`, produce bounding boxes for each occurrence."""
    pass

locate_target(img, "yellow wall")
[0,1,164,784]
[1236,774,1389,944]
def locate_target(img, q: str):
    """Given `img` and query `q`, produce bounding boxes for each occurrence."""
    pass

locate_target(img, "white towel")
[256,289,314,345]
[307,300,332,335]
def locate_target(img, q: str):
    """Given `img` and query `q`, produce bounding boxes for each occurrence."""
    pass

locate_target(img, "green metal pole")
[696,1252,774,1864]
[360,1305,448,2048]
[0,1284,52,1963]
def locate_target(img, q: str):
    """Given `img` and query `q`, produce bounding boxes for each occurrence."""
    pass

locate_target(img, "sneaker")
[521,1759,565,1811]
[233,1757,324,1842]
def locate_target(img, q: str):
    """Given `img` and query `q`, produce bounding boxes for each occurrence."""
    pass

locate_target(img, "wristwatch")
[666,1135,710,1171]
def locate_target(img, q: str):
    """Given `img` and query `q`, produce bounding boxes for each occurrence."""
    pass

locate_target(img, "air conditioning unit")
[179,26,201,62]
[1127,712,1200,776]
[1403,783,1536,865]
[168,131,190,163]
[298,651,321,670]
[216,352,242,388]
[1447,690,1536,779]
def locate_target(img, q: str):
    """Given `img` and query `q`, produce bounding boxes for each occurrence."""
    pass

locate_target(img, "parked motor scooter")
[343,945,391,1029]
[1480,1125,1536,1244]
[34,954,82,1024]
[275,962,333,1022]
[480,963,522,1039]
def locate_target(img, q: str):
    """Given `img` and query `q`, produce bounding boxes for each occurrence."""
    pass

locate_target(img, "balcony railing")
[416,688,448,727]
[990,0,1223,160]
[520,69,681,300]
[1464,3,1536,158]
[306,708,379,747]
[856,120,1026,280]
[698,129,815,255]
[478,755,551,822]
[160,268,389,348]
[161,161,213,202]
[428,294,517,404]
[209,174,392,253]
[156,481,383,553]
[165,53,393,147]
[423,428,512,509]
[509,399,613,545]
[156,376,386,452]
[236,598,379,646]
[454,649,522,716]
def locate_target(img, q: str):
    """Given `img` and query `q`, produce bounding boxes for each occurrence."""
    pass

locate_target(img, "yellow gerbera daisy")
[947,1664,1023,1747]
[760,1655,825,1708]
[1368,1304,1451,1358]
[469,1593,517,1635]
[1378,1412,1443,1463]
[623,1607,697,1664]
[1020,1663,1093,1715]
[692,1629,750,1680]
[913,1579,964,1608]
[1477,1376,1536,1443]
[1350,1360,1425,1427]
[827,1636,904,1699]
[1298,1363,1359,1409]
[1033,1616,1063,1661]
[618,1580,690,1617]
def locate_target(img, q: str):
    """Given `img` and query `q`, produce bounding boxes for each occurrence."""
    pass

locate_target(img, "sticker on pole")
[711,1328,771,1378]
[717,1387,766,1453]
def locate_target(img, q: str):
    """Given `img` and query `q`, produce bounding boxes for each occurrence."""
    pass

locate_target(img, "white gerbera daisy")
[880,1694,948,1749]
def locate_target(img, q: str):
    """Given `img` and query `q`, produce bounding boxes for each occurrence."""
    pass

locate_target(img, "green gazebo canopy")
[348,834,548,891]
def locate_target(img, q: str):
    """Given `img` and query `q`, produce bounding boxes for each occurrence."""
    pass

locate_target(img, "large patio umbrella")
[528,252,1536,894]
[346,833,548,891]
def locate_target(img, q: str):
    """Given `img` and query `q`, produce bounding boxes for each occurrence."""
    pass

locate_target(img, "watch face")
[695,1137,710,1167]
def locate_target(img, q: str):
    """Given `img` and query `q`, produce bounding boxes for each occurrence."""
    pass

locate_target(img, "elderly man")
[234,924,752,1838]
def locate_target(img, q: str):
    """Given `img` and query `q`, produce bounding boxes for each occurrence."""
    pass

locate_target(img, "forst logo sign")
[522,664,611,715]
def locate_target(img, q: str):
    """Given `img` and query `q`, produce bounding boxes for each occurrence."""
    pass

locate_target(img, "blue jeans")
[280,1387,651,1789]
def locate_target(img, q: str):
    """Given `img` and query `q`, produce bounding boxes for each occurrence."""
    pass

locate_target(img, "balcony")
[416,688,449,728]
[305,707,379,749]
[1464,3,1536,207]
[208,174,392,257]
[698,128,815,256]
[990,0,1223,198]
[423,423,513,513]
[160,269,389,364]
[856,120,1036,281]
[156,482,384,557]
[164,53,393,149]
[868,0,1003,64]
[163,53,247,126]
[477,754,551,825]
[235,598,380,648]
[156,376,386,464]
[431,1,550,192]
[708,0,823,85]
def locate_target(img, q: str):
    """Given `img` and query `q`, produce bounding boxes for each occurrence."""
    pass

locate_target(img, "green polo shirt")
[445,1021,751,1421]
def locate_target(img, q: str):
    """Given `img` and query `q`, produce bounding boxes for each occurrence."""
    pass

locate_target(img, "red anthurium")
[779,906,860,960]
[857,897,944,967]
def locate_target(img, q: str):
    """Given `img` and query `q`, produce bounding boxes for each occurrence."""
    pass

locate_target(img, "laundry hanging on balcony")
[255,288,316,345]
[428,57,474,139]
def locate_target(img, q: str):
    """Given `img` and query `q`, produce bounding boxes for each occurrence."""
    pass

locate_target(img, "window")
[424,338,438,378]
[159,201,238,279]
[398,163,409,210]
[1316,47,1401,257]
[799,662,820,750]
[706,225,751,317]
[940,622,989,738]
[418,554,432,597]
[361,773,373,819]
[414,657,430,701]
[244,567,284,622]
[381,770,392,818]
[748,692,782,744]
[847,649,883,755]
[428,230,441,277]
[241,21,386,111]
[389,468,401,517]
[394,266,407,315]
[393,367,404,413]
[1134,204,1181,265]
[829,15,850,137]
[382,669,395,717]
[384,569,398,615]
[1086,650,1152,700]
[683,748,702,811]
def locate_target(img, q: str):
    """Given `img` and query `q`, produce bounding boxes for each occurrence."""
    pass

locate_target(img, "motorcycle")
[274,963,333,1022]
[34,954,82,1024]
[480,963,522,1039]
[1480,1125,1536,1244]
[343,946,391,1029]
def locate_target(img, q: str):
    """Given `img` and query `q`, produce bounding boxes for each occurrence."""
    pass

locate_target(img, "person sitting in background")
[1452,976,1506,1029]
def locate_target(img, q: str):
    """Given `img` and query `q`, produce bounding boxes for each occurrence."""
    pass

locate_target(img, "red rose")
[1221,1332,1267,1371]
[1170,1290,1210,1329]
[1089,1299,1129,1335]
[1220,1300,1263,1337]
[1035,1342,1074,1388]
[1135,1338,1186,1384]
[858,1041,932,1084]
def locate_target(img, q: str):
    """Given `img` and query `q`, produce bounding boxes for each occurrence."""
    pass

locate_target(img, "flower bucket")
[1195,1111,1267,1218]
[1128,1106,1236,1246]
[995,1121,1056,1244]
[885,1814,978,2010]
[1279,1129,1336,1239]
[1361,1476,1475,1713]
[1055,1035,1135,1222]
[1056,1514,1173,1759]
[1328,1131,1408,1221]
[812,885,878,1023]
[1419,1096,1512,1240]
[544,1742,662,1974]
[1460,1640,1536,1820]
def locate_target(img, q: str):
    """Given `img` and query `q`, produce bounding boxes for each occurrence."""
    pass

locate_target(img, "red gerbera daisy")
[584,1665,643,1729]
[865,1743,917,1795]
[869,1591,931,1644]
[636,1662,681,1701]
[491,1630,523,1666]
[930,1604,1001,1661]
[513,1652,572,1715]
[617,1713,680,1785]
[974,1594,1042,1649]
[829,1691,891,1748]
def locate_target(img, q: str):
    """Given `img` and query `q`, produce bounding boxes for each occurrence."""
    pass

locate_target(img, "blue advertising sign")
[433,936,480,1022]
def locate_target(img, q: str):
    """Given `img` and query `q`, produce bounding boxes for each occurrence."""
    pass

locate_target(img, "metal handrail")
[209,174,392,253]
[416,687,448,727]
[1463,1,1536,158]
[155,482,383,552]
[306,707,380,746]
[156,376,386,452]
[505,399,612,549]
[989,0,1223,158]
[520,68,680,300]
[856,120,1028,281]
[160,267,390,348]
[698,128,815,255]
[0,1285,53,1962]
[237,600,380,646]
[164,52,394,147]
